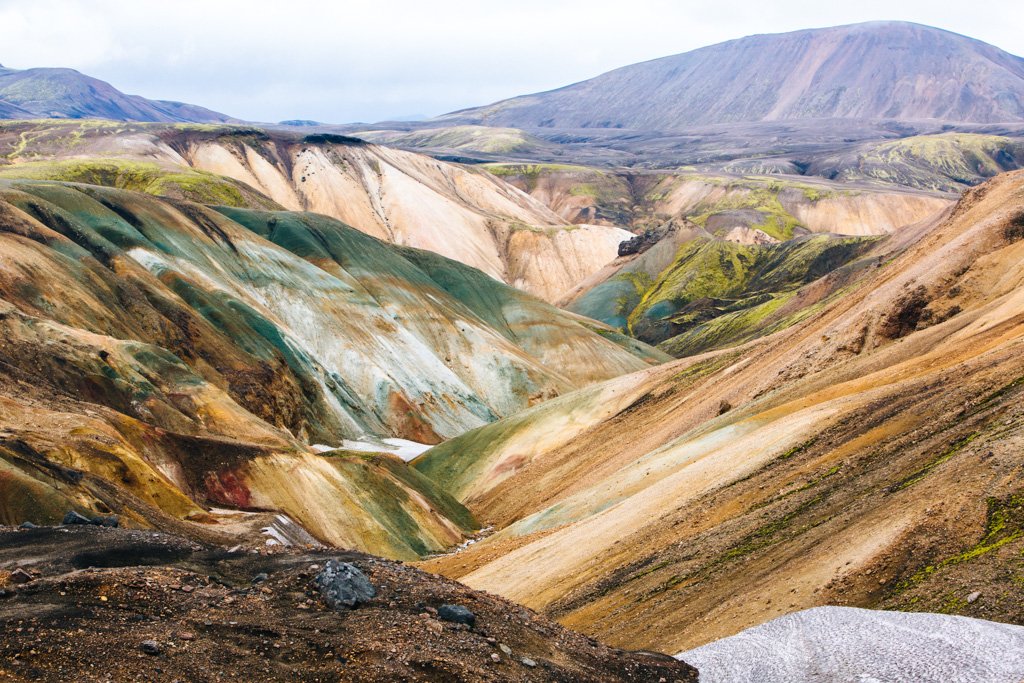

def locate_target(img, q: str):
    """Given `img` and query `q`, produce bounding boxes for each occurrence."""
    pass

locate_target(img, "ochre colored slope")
[417,171,1024,650]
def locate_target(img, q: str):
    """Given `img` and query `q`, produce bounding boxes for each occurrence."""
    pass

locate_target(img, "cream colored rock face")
[179,139,629,301]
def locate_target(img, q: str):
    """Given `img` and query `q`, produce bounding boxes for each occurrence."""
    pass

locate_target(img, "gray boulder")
[437,604,476,626]
[62,511,92,526]
[314,560,375,609]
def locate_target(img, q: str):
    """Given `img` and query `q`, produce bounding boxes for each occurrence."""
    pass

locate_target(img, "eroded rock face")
[617,230,662,257]
[315,560,376,609]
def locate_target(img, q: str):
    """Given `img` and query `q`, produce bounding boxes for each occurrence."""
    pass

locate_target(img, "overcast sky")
[1,0,1023,124]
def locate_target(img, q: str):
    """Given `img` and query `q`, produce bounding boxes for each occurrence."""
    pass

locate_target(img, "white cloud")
[0,0,1022,123]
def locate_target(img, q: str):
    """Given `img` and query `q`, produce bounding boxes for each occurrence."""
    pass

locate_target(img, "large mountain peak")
[442,21,1024,130]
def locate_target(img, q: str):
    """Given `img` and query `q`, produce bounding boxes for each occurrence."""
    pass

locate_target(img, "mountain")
[441,22,1024,130]
[416,170,1024,651]
[0,64,233,122]
[0,121,633,302]
[0,178,660,558]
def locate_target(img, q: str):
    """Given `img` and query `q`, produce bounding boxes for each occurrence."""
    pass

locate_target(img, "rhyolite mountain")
[439,22,1024,130]
[0,63,233,123]
[0,177,662,559]
[0,121,633,302]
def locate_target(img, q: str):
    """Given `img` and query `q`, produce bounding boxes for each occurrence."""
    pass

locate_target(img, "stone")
[437,604,476,626]
[967,591,982,604]
[18,522,37,529]
[314,560,375,609]
[617,229,662,257]
[499,643,512,655]
[92,515,119,528]
[140,640,162,656]
[521,657,537,667]
[62,511,93,526]
[490,653,501,663]
[9,569,32,585]
[252,573,269,584]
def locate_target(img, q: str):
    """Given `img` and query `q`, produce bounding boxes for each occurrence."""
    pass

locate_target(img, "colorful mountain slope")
[416,170,1024,651]
[0,178,659,557]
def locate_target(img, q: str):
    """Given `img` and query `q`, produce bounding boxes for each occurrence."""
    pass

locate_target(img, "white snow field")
[677,606,1024,683]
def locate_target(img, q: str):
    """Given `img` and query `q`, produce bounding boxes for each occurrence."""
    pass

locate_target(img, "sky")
[1,0,1023,124]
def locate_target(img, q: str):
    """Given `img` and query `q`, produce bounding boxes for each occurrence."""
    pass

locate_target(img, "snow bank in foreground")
[677,606,1024,683]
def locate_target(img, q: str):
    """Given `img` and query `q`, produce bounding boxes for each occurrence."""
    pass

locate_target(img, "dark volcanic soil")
[0,526,697,682]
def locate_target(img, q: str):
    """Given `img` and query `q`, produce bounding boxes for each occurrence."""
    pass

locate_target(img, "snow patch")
[312,436,432,462]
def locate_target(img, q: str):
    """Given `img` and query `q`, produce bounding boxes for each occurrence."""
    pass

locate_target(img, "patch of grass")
[896,493,1024,592]
[0,158,257,207]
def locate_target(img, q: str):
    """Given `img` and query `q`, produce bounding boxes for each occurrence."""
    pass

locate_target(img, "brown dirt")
[0,526,696,682]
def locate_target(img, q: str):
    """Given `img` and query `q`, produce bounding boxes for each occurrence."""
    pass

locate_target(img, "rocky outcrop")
[0,526,699,681]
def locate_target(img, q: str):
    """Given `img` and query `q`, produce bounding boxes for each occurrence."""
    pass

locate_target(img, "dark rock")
[617,229,661,257]
[18,522,37,529]
[92,515,119,528]
[718,400,732,415]
[314,560,375,609]
[437,604,476,626]
[252,572,269,584]
[9,568,33,584]
[62,511,93,526]
[140,640,162,656]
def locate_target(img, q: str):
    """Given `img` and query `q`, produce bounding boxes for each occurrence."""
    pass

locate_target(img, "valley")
[2,15,1024,683]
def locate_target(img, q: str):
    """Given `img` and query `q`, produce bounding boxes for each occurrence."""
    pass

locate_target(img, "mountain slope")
[0,64,232,122]
[417,170,1024,650]
[0,121,632,301]
[443,22,1024,130]
[0,178,659,557]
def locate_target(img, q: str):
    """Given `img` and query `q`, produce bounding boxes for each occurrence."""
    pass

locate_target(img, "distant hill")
[441,22,1024,130]
[0,63,233,122]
